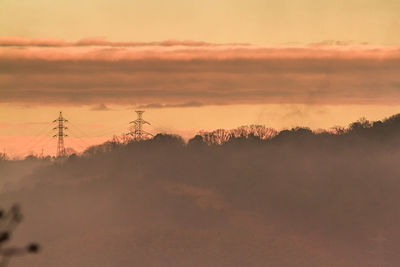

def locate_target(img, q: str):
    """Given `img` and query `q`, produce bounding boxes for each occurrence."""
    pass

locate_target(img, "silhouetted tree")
[0,204,39,267]
[0,153,7,162]
[198,125,277,145]
[330,126,346,135]
[348,117,372,132]
[188,135,207,147]
[24,154,39,161]
[151,133,185,146]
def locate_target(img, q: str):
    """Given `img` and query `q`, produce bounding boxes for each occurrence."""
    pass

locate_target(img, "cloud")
[137,101,204,109]
[90,103,111,111]
[0,36,249,48]
[308,40,364,47]
[0,38,400,106]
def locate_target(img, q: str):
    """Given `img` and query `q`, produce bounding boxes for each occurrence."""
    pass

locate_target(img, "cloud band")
[1,37,399,106]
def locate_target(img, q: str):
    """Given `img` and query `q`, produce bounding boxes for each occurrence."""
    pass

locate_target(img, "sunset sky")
[1,0,400,157]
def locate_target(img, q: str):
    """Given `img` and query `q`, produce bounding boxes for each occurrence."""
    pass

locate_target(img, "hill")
[1,114,400,266]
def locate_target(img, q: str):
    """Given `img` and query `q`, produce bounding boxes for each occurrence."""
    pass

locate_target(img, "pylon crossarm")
[127,111,152,140]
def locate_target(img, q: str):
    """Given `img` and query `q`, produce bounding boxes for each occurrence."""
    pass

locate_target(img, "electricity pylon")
[129,111,152,140]
[53,111,68,157]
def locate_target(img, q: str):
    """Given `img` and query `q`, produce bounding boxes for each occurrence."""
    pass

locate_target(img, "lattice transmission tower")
[53,111,68,157]
[129,111,152,140]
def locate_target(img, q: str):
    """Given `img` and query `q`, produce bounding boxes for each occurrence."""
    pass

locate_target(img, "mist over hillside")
[2,114,400,266]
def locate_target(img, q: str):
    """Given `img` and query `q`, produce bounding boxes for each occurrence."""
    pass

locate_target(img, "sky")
[1,0,400,157]
[1,0,400,45]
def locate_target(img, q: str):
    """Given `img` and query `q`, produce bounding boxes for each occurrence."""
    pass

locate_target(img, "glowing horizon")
[1,0,399,156]
[2,103,400,158]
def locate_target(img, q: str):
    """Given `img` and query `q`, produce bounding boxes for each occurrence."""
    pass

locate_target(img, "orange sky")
[1,0,400,45]
[1,0,400,157]
[2,103,400,158]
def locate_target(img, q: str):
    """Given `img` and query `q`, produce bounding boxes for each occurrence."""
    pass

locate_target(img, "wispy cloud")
[137,101,204,109]
[1,37,399,106]
[90,103,111,111]
[0,36,249,47]
[308,40,370,47]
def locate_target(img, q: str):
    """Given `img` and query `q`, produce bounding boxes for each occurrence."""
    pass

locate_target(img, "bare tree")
[210,129,232,145]
[198,125,277,145]
[246,125,278,140]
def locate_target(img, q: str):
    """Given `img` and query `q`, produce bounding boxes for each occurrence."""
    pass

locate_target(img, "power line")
[19,122,53,154]
[24,128,54,155]
[67,138,87,153]
[68,121,128,138]
[67,129,93,148]
[17,110,161,157]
